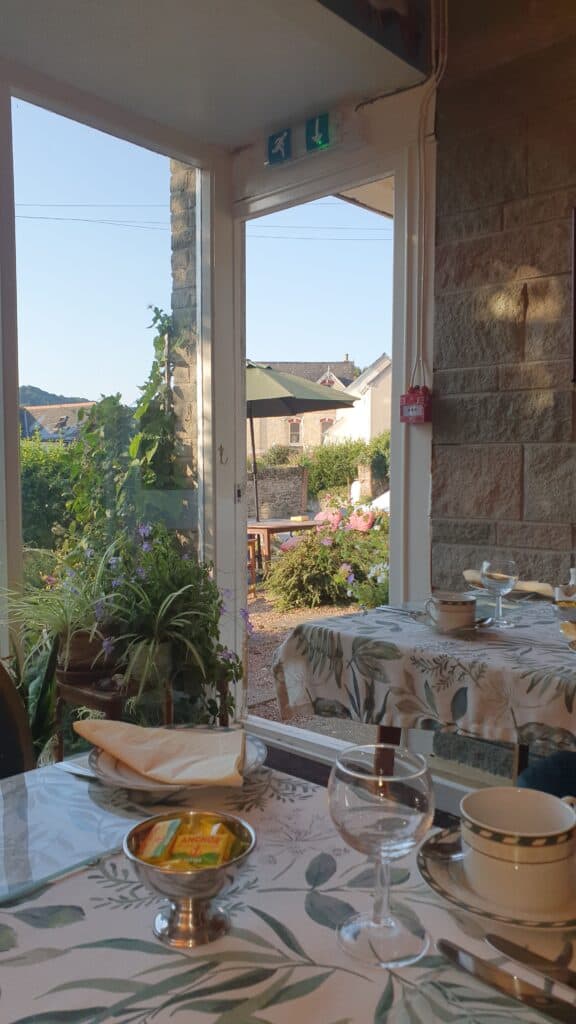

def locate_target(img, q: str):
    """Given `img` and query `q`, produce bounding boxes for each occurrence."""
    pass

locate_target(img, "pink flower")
[314,509,342,532]
[320,536,333,547]
[348,510,375,533]
[280,536,302,552]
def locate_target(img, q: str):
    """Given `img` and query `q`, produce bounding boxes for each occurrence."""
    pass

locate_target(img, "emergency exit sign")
[305,114,330,151]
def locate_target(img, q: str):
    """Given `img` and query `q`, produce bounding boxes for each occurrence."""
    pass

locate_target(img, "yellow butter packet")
[138,819,180,861]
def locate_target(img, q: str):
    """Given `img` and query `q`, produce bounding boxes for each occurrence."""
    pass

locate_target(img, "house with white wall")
[324,352,391,443]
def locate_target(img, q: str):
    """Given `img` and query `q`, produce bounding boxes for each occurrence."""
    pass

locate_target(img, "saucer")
[88,735,267,796]
[417,829,576,929]
[411,611,494,636]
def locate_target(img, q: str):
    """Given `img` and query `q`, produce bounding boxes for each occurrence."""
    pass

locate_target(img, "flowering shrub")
[264,504,389,610]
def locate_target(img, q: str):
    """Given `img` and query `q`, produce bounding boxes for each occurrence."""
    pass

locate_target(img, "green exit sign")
[305,114,330,152]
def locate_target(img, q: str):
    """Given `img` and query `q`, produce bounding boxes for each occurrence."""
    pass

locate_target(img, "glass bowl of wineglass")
[328,744,434,968]
[480,558,519,628]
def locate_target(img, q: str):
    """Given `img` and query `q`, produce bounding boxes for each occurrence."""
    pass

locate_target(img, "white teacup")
[460,787,576,914]
[425,592,476,631]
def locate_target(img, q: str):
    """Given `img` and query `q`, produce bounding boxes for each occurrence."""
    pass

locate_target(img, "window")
[289,419,302,446]
[320,417,334,443]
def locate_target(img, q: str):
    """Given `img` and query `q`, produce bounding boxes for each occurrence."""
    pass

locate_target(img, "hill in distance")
[19,385,90,406]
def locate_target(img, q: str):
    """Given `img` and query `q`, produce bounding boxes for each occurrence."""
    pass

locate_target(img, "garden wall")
[246,467,309,519]
[432,1,576,589]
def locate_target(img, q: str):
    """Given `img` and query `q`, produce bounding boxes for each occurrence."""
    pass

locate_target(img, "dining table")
[272,600,576,759]
[1,741,575,1022]
[247,517,317,564]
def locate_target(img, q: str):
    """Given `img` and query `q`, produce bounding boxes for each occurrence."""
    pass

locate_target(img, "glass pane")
[10,100,240,757]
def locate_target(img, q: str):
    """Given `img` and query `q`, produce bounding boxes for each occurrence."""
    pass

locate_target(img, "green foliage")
[259,444,294,467]
[299,432,390,498]
[264,507,389,610]
[20,436,75,548]
[129,307,181,490]
[65,394,136,548]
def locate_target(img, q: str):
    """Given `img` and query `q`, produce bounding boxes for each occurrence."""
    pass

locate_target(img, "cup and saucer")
[418,787,576,929]
[413,592,493,636]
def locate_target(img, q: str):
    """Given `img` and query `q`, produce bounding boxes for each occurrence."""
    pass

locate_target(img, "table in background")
[0,752,567,1023]
[272,602,576,761]
[247,517,317,564]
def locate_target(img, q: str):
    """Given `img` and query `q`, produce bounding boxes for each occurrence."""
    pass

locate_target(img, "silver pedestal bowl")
[123,809,256,948]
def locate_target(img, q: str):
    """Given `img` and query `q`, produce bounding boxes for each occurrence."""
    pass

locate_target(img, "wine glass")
[480,558,519,628]
[328,744,434,968]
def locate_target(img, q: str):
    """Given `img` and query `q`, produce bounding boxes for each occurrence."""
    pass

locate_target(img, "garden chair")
[0,662,35,779]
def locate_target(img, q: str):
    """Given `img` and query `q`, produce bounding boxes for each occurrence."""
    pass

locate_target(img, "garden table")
[272,602,576,754]
[247,517,317,563]
[1,752,570,1022]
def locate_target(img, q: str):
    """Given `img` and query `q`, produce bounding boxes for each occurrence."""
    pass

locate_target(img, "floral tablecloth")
[272,603,576,747]
[1,763,573,1023]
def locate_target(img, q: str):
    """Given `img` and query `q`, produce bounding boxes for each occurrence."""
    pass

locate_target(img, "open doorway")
[244,177,395,743]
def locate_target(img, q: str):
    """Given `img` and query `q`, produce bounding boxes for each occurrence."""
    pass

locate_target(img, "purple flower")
[181,553,190,561]
[220,648,236,662]
[101,637,115,658]
[111,576,124,589]
[84,547,94,560]
[135,566,146,580]
[320,537,333,547]
[94,599,106,621]
[240,606,254,637]
[65,568,76,577]
[138,522,152,539]
[347,573,355,585]
[109,556,120,569]
[141,541,152,553]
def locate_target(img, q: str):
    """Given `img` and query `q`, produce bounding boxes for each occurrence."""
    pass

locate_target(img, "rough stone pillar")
[170,160,199,549]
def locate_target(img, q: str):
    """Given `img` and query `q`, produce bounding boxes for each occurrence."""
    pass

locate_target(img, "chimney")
[344,353,349,361]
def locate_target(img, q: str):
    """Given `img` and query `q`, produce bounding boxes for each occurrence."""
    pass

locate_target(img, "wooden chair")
[0,662,35,779]
[247,536,257,597]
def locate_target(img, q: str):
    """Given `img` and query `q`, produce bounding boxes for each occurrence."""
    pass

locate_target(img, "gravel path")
[246,593,354,722]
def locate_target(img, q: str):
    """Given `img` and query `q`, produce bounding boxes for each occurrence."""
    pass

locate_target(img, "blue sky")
[12,100,393,404]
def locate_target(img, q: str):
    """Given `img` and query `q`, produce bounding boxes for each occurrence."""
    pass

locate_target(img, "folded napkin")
[73,720,245,787]
[462,569,553,600]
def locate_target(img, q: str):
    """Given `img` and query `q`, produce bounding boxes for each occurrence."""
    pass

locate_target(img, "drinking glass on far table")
[328,744,434,968]
[480,558,519,628]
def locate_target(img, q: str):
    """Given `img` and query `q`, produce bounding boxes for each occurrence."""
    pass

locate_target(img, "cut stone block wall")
[170,161,198,548]
[246,467,308,519]
[432,9,576,589]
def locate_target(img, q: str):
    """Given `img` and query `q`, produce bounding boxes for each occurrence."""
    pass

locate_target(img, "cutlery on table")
[485,934,576,991]
[437,939,575,1023]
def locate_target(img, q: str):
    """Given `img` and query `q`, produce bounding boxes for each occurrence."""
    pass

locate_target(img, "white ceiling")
[0,0,425,148]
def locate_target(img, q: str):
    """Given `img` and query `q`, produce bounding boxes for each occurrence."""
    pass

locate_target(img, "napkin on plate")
[462,569,554,599]
[73,720,245,787]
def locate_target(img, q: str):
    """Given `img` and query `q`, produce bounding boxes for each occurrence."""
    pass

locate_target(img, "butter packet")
[169,822,235,868]
[137,819,180,862]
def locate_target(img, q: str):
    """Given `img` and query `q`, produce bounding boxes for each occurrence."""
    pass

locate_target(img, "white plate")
[417,829,576,929]
[88,734,267,795]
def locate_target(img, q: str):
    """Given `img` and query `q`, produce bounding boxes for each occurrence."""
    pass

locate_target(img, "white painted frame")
[233,84,435,606]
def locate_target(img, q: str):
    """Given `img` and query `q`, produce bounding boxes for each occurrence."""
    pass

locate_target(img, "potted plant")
[7,545,121,685]
[108,524,242,724]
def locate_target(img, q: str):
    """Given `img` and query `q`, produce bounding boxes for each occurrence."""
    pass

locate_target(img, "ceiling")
[0,0,426,148]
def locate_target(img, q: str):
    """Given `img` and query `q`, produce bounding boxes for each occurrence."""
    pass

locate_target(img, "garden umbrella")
[246,361,357,520]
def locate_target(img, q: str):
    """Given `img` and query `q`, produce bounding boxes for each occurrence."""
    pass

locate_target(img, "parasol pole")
[249,413,260,521]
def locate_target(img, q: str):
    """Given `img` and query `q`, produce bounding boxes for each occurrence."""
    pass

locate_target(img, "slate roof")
[264,361,358,387]
[20,402,95,442]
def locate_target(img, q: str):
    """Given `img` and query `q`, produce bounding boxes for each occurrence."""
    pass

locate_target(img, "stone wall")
[432,5,576,589]
[170,161,199,547]
[246,467,309,519]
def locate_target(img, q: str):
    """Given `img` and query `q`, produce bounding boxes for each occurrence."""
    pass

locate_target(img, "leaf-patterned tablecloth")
[272,603,576,746]
[1,767,571,1024]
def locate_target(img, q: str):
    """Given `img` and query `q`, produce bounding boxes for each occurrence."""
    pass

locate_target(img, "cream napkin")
[73,720,245,787]
[463,569,553,599]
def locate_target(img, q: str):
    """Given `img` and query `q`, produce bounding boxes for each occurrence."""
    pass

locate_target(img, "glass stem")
[372,856,391,927]
[495,593,503,622]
